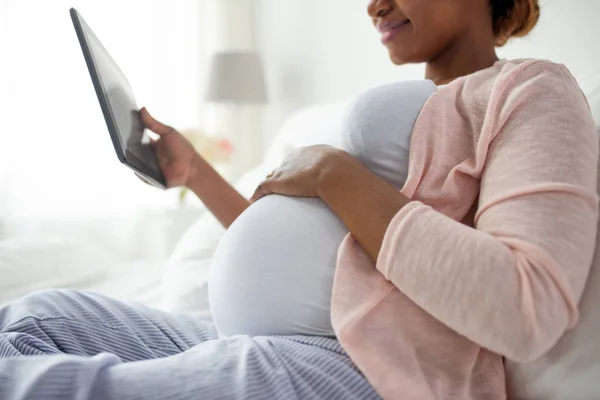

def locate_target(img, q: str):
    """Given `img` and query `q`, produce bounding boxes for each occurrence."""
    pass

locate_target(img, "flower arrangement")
[178,129,234,203]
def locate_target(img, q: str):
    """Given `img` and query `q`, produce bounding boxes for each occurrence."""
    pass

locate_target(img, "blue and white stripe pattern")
[0,289,380,400]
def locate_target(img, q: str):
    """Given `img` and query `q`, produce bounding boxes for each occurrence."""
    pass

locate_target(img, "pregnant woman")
[1,0,598,399]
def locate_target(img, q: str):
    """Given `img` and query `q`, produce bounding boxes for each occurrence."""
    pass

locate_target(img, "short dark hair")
[490,0,540,46]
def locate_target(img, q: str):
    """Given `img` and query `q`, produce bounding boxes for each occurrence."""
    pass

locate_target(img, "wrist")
[316,149,359,198]
[185,152,205,189]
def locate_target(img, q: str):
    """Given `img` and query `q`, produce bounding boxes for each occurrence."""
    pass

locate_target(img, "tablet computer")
[70,8,167,189]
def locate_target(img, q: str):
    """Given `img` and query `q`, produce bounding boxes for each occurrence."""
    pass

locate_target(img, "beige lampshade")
[205,52,267,104]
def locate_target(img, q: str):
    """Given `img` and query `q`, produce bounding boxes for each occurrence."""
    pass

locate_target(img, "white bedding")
[78,259,165,308]
[0,235,165,310]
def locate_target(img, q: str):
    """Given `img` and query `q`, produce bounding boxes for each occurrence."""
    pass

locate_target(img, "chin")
[387,47,429,66]
[388,50,415,65]
[389,53,408,65]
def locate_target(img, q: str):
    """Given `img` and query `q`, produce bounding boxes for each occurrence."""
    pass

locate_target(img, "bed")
[2,73,600,399]
[0,235,164,309]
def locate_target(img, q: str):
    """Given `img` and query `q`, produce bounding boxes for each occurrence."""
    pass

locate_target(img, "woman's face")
[367,0,492,65]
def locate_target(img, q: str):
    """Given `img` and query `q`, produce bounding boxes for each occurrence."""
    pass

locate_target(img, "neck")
[425,33,499,85]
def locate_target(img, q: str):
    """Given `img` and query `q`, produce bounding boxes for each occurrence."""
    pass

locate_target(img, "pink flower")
[218,139,234,154]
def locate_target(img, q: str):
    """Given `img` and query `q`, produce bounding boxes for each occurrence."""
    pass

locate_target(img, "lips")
[377,19,411,34]
[378,18,411,43]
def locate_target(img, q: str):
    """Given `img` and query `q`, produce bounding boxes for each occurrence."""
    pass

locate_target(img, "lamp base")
[206,103,264,182]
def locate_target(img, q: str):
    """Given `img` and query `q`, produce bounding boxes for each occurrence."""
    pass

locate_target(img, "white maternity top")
[209,80,437,337]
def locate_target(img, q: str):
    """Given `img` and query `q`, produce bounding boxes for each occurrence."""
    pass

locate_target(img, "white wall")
[257,0,600,146]
[205,0,258,52]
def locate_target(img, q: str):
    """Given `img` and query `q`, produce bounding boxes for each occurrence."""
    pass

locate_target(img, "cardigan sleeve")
[376,62,599,362]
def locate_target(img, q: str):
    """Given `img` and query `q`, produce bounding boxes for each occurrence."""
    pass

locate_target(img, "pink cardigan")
[330,59,599,399]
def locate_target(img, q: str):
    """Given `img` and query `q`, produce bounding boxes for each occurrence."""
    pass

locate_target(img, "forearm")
[318,152,409,262]
[186,154,250,229]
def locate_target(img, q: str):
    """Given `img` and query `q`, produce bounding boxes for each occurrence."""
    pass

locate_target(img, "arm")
[317,152,409,262]
[186,154,250,229]
[140,107,250,229]
[320,63,599,362]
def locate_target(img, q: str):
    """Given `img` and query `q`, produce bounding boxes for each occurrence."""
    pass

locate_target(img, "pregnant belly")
[209,195,349,337]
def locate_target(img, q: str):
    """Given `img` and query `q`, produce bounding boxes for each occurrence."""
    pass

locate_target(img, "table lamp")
[206,52,267,104]
[205,51,268,180]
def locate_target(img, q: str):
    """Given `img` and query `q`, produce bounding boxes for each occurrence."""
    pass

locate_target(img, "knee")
[0,289,86,331]
[20,288,85,308]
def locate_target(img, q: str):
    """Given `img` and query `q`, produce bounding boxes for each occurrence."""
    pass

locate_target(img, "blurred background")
[0,0,599,312]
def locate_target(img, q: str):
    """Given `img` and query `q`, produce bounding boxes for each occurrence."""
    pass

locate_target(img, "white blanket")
[0,235,164,309]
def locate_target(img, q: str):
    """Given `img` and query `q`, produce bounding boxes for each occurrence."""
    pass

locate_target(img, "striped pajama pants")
[0,289,380,400]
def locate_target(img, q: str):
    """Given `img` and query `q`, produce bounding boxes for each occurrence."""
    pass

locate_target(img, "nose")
[368,0,393,18]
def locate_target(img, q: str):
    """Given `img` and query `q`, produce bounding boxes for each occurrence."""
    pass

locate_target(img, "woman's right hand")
[140,107,199,189]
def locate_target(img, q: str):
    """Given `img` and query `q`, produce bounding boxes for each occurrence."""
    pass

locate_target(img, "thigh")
[99,335,380,400]
[0,334,380,400]
[0,289,217,361]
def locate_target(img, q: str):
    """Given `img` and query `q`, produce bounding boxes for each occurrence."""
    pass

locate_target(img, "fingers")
[250,180,272,203]
[140,107,175,137]
[251,170,271,202]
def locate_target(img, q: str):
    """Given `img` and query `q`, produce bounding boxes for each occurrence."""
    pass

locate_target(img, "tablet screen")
[72,10,165,186]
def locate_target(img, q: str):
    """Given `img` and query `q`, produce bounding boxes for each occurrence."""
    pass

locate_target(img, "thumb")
[140,107,175,137]
[250,180,274,203]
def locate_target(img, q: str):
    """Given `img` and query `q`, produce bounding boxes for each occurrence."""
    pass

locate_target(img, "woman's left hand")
[250,145,348,202]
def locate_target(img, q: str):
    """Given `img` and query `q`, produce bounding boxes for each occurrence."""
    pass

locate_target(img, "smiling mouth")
[379,19,411,43]
[378,18,411,33]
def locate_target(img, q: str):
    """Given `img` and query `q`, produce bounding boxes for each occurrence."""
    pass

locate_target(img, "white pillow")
[160,167,267,318]
[161,102,349,317]
[506,150,600,399]
[262,101,349,169]
[506,81,600,399]
[0,235,111,305]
